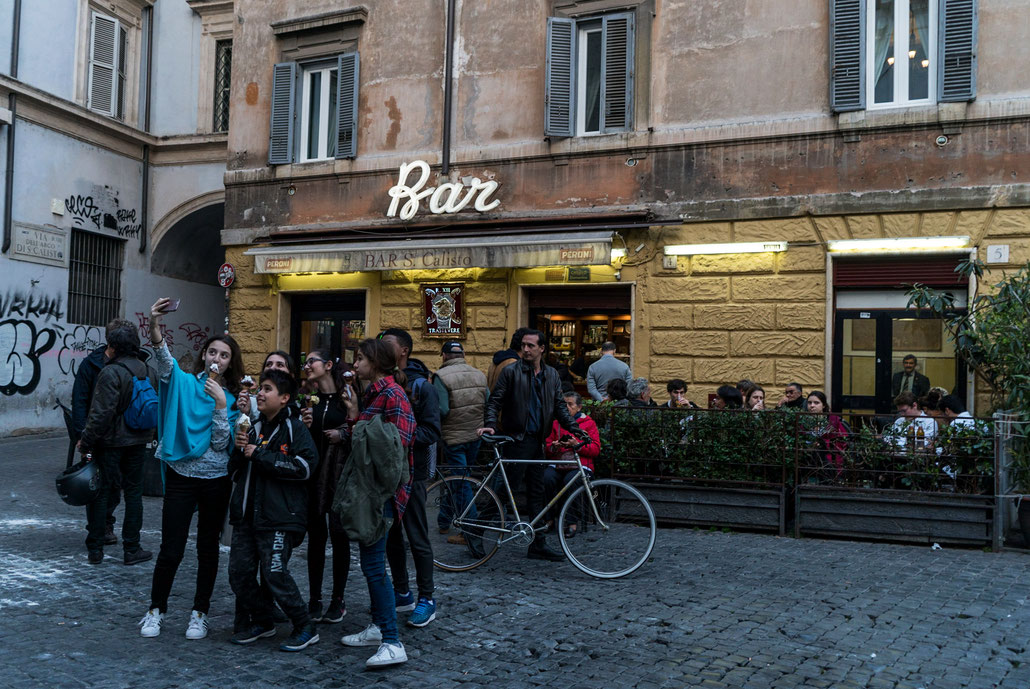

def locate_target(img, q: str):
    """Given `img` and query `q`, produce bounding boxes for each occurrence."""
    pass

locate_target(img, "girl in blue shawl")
[139,298,245,641]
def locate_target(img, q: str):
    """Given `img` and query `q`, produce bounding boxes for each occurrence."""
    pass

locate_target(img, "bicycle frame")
[450,441,609,546]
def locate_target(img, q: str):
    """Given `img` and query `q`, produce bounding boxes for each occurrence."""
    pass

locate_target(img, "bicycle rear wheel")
[557,478,656,578]
[426,475,505,572]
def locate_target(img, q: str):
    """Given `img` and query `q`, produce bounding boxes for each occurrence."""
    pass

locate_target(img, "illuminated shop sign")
[386,160,501,220]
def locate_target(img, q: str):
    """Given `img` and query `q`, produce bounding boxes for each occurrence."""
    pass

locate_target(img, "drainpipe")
[2,0,22,254]
[139,5,153,255]
[441,0,456,176]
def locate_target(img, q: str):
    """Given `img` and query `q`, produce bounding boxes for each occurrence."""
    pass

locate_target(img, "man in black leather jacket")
[480,328,586,561]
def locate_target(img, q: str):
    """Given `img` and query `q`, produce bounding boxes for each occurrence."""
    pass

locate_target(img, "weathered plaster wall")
[150,0,202,136]
[0,122,224,436]
[8,0,79,102]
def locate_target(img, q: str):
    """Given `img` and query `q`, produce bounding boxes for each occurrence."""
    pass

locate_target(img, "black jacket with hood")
[71,345,107,438]
[228,408,320,533]
[404,358,442,481]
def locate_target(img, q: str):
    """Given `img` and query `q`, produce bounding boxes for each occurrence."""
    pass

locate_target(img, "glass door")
[833,309,965,416]
[290,293,366,371]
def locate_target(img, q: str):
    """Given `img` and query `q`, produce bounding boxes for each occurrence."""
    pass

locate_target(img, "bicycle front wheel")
[426,475,505,572]
[558,478,656,578]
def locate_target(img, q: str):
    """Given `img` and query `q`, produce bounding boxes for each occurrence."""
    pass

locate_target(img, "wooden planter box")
[633,482,785,535]
[795,486,993,546]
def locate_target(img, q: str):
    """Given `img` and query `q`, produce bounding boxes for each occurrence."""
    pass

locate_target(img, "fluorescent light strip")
[663,241,788,256]
[827,236,970,253]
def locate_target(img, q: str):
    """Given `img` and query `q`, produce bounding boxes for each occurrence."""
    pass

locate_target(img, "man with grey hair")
[586,342,632,402]
[627,378,653,407]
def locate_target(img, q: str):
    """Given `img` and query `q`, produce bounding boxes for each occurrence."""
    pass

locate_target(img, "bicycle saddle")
[480,434,515,445]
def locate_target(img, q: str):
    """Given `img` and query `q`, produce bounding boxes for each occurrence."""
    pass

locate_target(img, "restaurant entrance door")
[289,292,367,369]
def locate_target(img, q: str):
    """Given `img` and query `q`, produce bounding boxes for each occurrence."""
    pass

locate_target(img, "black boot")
[527,535,564,562]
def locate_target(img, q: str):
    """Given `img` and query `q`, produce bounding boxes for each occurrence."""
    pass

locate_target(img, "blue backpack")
[115,361,159,431]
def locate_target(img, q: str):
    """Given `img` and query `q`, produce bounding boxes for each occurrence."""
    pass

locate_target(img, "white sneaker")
[185,610,209,640]
[139,608,163,638]
[340,624,382,647]
[366,642,407,667]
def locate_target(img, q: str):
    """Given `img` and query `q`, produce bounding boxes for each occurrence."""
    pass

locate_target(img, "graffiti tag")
[57,325,103,376]
[136,312,174,348]
[179,322,211,352]
[0,290,65,322]
[0,319,58,395]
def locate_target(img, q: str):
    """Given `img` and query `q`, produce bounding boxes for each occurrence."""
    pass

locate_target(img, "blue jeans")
[438,440,480,530]
[360,501,399,644]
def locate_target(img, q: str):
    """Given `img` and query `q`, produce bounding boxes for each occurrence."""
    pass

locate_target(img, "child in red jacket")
[542,392,601,536]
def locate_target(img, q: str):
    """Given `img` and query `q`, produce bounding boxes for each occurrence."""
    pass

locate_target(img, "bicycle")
[426,434,656,579]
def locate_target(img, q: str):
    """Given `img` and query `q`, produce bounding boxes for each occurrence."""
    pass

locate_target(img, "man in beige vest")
[431,341,489,539]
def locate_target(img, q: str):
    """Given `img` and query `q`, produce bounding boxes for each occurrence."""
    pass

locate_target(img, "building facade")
[222,0,1030,415]
[0,0,235,435]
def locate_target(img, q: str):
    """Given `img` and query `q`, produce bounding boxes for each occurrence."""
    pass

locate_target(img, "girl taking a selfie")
[138,297,244,641]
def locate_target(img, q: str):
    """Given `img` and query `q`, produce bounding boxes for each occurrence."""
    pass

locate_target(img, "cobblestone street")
[2,433,1029,689]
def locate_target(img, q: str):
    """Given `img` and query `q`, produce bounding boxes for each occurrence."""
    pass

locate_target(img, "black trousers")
[307,505,351,604]
[148,470,231,614]
[503,435,546,523]
[386,479,434,599]
[229,520,309,628]
[85,445,145,553]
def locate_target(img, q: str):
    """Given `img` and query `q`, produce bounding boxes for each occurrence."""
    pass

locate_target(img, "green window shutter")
[601,12,634,133]
[829,0,865,112]
[335,52,360,159]
[938,0,977,102]
[545,17,575,137]
[268,62,297,165]
[88,12,119,116]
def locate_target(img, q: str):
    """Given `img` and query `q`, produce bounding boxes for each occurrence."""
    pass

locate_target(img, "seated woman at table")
[806,391,849,472]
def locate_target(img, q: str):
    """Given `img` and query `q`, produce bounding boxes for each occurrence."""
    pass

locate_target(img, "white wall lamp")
[610,248,627,260]
[827,236,970,254]
[662,241,788,256]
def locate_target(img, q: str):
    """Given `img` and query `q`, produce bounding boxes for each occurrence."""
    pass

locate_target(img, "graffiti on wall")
[58,325,104,376]
[65,186,142,240]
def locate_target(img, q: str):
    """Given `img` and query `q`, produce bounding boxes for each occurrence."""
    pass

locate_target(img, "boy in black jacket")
[228,369,320,652]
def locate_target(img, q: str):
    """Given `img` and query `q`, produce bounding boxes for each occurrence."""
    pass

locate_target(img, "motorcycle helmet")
[56,458,102,506]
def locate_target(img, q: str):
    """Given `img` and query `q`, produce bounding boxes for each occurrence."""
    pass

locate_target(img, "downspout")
[2,0,22,254]
[441,0,456,176]
[139,5,154,255]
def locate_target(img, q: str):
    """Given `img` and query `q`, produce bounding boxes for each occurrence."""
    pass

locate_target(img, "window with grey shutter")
[335,52,360,159]
[938,0,977,102]
[830,0,865,112]
[601,12,634,133]
[88,11,122,117]
[268,62,297,165]
[545,17,575,137]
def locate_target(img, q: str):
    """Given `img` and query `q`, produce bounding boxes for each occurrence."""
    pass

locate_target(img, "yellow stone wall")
[226,208,1030,412]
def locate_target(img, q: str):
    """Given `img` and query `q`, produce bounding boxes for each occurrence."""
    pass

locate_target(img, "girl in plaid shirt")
[336,338,415,668]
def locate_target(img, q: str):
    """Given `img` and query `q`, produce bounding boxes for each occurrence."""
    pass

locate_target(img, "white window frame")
[575,21,603,137]
[865,0,938,110]
[298,63,338,163]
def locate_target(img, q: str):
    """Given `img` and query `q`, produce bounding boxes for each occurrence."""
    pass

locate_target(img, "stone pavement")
[1,432,1029,689]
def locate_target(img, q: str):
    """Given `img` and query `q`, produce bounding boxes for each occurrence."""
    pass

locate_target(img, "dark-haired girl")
[300,349,352,624]
[337,338,415,668]
[806,390,849,472]
[138,297,243,641]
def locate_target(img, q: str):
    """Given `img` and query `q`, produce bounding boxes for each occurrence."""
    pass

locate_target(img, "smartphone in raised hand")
[162,298,181,313]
